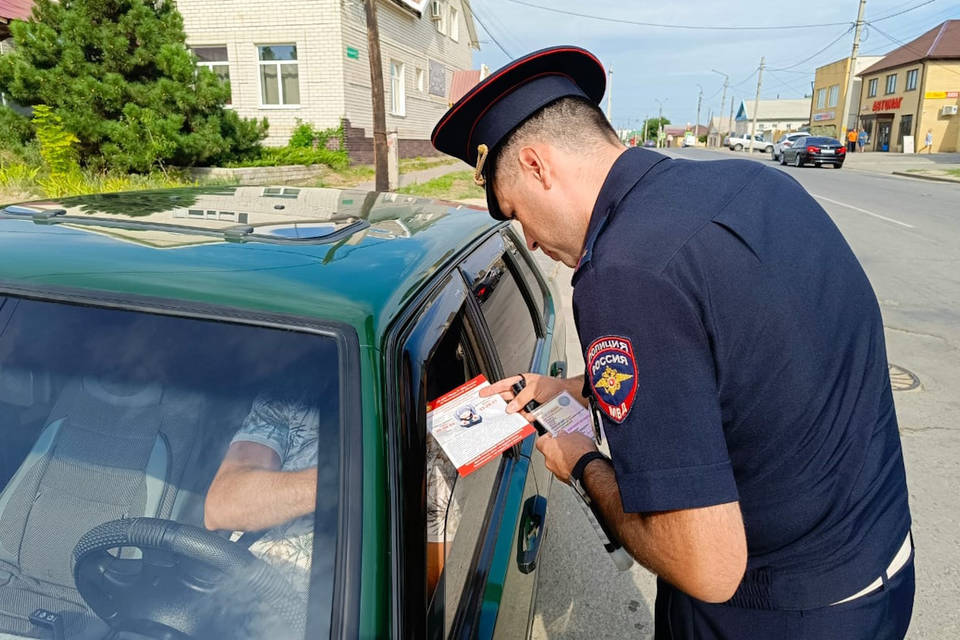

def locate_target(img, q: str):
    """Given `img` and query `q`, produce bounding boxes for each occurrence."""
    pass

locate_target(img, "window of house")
[906,69,918,91]
[816,88,826,109]
[885,73,897,95]
[391,60,406,116]
[258,45,300,106]
[416,67,426,93]
[449,5,459,42]
[262,187,301,198]
[435,1,447,35]
[192,46,231,104]
[868,78,878,98]
[828,85,839,108]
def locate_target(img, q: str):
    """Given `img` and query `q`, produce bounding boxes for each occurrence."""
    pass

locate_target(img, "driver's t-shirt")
[230,393,321,593]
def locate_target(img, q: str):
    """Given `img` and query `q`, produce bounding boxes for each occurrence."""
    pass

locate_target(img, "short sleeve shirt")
[571,148,910,609]
[230,394,324,593]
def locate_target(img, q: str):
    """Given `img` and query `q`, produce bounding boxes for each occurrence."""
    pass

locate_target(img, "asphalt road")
[529,147,960,639]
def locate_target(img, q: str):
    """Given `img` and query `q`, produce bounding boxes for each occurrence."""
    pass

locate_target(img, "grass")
[315,155,459,188]
[396,170,485,201]
[946,168,960,178]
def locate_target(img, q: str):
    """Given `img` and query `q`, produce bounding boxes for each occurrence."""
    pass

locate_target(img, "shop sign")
[872,97,903,112]
[924,91,959,99]
[813,111,835,121]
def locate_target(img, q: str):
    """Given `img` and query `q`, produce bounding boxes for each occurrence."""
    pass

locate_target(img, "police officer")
[432,46,913,639]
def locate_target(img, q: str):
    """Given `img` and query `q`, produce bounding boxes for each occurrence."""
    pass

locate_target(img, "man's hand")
[480,373,587,420]
[535,432,598,482]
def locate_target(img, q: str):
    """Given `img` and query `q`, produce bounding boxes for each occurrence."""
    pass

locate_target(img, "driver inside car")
[204,384,327,595]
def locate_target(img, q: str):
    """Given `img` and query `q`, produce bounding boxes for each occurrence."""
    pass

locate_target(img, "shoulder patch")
[587,336,638,423]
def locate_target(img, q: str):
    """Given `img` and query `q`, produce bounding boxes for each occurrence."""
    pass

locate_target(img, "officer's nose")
[524,233,539,252]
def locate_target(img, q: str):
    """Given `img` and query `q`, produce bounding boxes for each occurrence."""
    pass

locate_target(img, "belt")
[831,532,913,605]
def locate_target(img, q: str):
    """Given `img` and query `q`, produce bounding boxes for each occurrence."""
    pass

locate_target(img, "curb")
[891,171,960,184]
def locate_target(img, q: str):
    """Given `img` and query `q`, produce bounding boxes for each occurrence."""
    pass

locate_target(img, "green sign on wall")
[346,47,359,60]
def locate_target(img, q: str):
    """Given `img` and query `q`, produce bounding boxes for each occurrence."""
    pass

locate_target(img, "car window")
[466,247,539,376]
[0,295,345,639]
[421,308,501,638]
[503,232,545,319]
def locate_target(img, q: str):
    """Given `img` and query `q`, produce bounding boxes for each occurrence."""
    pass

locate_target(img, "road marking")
[810,194,915,229]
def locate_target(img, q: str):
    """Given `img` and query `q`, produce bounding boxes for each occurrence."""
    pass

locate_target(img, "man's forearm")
[205,467,318,531]
[581,458,746,603]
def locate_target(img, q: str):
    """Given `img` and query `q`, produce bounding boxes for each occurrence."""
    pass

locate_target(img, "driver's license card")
[530,391,593,438]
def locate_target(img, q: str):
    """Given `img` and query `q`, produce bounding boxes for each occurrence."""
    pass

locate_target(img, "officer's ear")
[517,145,553,191]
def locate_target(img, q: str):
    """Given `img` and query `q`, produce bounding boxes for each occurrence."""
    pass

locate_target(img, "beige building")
[734,98,811,141]
[856,20,960,153]
[809,55,882,138]
[176,0,479,158]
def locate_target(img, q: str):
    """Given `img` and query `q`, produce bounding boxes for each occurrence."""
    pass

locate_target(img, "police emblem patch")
[587,336,638,423]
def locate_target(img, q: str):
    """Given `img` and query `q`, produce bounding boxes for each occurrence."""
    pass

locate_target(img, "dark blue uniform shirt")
[572,148,911,610]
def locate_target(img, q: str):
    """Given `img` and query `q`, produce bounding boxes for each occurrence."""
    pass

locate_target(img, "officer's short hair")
[492,96,619,188]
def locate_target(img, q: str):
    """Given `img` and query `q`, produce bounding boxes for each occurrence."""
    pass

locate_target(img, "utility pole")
[729,95,735,143]
[641,115,648,146]
[363,0,388,191]
[840,0,868,142]
[749,57,764,153]
[695,84,703,147]
[606,67,613,122]
[655,98,665,148]
[712,69,729,148]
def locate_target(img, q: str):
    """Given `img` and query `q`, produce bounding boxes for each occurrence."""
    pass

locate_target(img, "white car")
[727,134,772,153]
[772,132,811,162]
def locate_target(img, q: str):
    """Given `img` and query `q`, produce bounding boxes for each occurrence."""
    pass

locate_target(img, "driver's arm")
[204,441,318,532]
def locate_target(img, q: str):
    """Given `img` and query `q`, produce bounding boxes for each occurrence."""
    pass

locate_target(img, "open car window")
[0,295,345,640]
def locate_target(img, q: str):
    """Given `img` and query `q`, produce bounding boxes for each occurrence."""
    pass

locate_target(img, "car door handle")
[517,494,548,574]
[550,360,566,378]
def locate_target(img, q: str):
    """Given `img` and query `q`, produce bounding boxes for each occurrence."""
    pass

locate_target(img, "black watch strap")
[571,451,608,484]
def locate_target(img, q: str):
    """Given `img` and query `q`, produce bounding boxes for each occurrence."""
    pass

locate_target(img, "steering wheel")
[73,518,306,639]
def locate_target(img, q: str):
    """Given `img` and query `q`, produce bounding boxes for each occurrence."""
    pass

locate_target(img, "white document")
[530,391,595,439]
[427,375,535,476]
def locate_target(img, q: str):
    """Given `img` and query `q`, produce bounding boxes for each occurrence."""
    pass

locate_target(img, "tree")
[0,0,267,172]
[644,117,670,142]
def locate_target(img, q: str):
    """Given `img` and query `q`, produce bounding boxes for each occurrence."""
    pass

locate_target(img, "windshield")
[0,296,342,639]
[807,137,840,145]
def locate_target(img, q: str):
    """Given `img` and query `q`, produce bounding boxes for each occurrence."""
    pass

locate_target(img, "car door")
[387,229,557,639]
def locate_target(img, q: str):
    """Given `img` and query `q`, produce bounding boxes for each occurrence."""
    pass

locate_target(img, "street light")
[695,84,703,147]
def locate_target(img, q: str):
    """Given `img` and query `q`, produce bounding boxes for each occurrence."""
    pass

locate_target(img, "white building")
[176,0,479,160]
[734,98,812,141]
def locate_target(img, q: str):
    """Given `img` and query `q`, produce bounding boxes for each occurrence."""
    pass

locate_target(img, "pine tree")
[0,0,267,172]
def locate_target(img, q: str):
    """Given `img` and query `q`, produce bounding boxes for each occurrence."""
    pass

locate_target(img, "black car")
[780,136,846,168]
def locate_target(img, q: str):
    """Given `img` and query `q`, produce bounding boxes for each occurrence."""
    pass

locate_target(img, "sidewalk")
[706,145,960,182]
[354,159,470,191]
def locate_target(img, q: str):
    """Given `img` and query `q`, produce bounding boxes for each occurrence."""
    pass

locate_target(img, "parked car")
[0,186,563,639]
[771,132,811,162]
[727,134,773,153]
[780,135,846,168]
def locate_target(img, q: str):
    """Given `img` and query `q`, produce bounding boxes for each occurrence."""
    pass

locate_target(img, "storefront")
[856,20,960,153]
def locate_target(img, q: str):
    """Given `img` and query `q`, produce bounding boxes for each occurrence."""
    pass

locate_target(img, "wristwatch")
[569,451,609,501]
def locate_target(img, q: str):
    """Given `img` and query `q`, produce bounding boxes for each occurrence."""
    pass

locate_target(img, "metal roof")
[859,20,960,76]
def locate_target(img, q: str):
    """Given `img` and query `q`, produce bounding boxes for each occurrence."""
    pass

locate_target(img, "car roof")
[0,186,499,345]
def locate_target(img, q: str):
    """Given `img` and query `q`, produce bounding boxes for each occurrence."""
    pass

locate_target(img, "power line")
[501,0,852,31]
[871,0,938,22]
[470,7,512,58]
[768,25,855,71]
[866,20,960,80]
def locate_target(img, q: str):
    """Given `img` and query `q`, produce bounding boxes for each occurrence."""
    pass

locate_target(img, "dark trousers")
[654,559,914,640]
[848,141,857,152]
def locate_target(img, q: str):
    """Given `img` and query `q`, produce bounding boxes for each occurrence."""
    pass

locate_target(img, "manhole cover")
[889,364,920,392]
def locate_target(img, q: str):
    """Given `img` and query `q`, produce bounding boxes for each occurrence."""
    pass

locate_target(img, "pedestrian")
[858,127,867,152]
[432,46,913,640]
[924,128,934,153]
[847,127,858,152]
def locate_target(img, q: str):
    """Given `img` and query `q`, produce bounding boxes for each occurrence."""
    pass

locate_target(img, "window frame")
[906,68,918,91]
[885,73,897,95]
[0,283,365,639]
[867,78,878,98]
[257,44,301,108]
[449,5,460,42]
[816,88,826,109]
[828,84,839,108]
[192,45,231,104]
[391,59,406,116]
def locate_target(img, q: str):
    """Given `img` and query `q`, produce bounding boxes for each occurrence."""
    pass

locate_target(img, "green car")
[0,186,566,639]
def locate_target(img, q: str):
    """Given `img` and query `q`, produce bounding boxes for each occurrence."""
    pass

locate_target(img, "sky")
[469,0,960,131]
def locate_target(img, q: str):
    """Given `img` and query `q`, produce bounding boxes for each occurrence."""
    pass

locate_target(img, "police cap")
[431,46,606,220]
